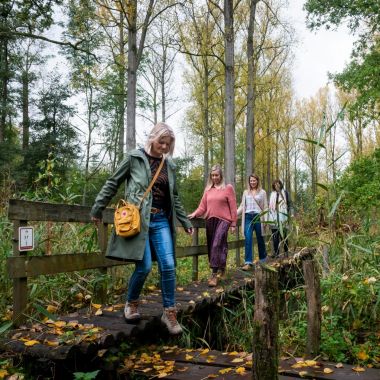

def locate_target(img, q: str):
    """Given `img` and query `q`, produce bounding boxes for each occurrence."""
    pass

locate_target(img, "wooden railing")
[7,199,245,325]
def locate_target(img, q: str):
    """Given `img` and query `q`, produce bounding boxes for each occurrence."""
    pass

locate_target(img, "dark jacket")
[90,149,192,261]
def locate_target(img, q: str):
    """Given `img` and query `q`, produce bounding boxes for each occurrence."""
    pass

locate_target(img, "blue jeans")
[127,211,175,308]
[244,212,267,263]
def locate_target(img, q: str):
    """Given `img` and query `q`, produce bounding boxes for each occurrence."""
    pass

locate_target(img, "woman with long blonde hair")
[237,174,268,269]
[188,164,237,287]
[91,122,193,335]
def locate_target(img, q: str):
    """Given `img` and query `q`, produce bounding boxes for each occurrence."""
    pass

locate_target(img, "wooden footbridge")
[2,200,379,379]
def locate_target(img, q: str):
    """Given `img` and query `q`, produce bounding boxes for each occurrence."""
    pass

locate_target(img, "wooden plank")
[12,220,28,326]
[7,254,128,278]
[8,199,208,227]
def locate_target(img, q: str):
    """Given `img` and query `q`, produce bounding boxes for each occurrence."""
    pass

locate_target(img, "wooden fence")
[6,199,246,325]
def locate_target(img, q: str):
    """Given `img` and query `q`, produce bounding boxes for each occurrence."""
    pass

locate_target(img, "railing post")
[95,222,108,303]
[192,227,199,281]
[235,225,240,267]
[12,220,28,326]
[253,265,279,380]
[303,258,321,357]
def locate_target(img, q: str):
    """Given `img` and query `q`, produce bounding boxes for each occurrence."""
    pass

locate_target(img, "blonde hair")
[206,164,226,190]
[246,173,262,191]
[145,122,176,156]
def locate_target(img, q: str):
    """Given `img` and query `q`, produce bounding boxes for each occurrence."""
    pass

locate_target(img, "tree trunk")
[0,37,9,143]
[126,0,137,152]
[22,70,30,150]
[118,10,126,160]
[161,46,166,122]
[203,60,210,187]
[253,265,279,380]
[245,0,258,177]
[224,0,235,187]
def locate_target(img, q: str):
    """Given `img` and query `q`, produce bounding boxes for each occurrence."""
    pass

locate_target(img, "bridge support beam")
[303,258,321,357]
[253,264,279,380]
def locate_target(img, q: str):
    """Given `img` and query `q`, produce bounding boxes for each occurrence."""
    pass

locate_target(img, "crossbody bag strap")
[249,190,263,212]
[138,157,165,208]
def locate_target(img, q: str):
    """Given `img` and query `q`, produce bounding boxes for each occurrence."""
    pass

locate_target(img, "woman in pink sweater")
[188,164,237,287]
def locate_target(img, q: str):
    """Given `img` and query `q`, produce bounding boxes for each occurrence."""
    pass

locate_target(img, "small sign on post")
[18,227,34,251]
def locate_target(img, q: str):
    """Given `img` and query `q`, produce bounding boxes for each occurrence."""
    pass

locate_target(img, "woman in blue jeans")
[91,122,193,334]
[237,174,268,269]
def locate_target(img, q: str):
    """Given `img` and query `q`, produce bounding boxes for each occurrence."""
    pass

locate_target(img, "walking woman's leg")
[149,213,175,308]
[124,236,152,321]
[244,213,254,264]
[272,229,280,256]
[253,215,267,261]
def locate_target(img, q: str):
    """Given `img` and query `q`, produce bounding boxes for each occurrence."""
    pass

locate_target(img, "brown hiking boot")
[217,269,226,280]
[124,300,141,323]
[161,307,183,335]
[208,273,218,287]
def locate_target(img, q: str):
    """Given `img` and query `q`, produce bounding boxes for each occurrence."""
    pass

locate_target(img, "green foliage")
[73,370,100,380]
[337,148,380,214]
[304,0,380,111]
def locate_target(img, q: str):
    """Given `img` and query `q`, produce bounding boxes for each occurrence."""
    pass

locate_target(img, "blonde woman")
[188,165,237,287]
[91,122,193,334]
[237,174,268,270]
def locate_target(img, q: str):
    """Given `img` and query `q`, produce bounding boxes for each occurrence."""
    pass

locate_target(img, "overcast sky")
[283,0,356,99]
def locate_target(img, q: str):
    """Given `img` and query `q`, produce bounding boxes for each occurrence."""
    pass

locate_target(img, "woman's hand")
[91,216,101,226]
[187,212,196,219]
[185,227,194,235]
[230,226,236,234]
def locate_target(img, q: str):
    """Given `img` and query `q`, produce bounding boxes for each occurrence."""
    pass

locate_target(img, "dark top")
[144,151,170,213]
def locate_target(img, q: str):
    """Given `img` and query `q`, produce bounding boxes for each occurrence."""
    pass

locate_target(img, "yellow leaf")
[202,292,210,297]
[157,372,169,378]
[335,363,344,368]
[219,367,233,374]
[324,368,334,374]
[215,288,224,293]
[95,309,103,316]
[104,306,114,312]
[177,287,184,291]
[228,351,239,356]
[299,371,308,377]
[0,369,9,379]
[231,358,244,363]
[91,303,102,309]
[66,320,79,328]
[357,351,369,361]
[97,349,107,357]
[147,285,156,291]
[305,360,317,366]
[24,339,40,346]
[200,348,209,355]
[141,368,152,373]
[235,367,246,375]
[54,321,66,328]
[352,366,365,372]
[245,360,253,367]
[185,354,193,360]
[292,362,307,368]
[46,305,58,313]
[75,292,84,300]
[45,339,59,347]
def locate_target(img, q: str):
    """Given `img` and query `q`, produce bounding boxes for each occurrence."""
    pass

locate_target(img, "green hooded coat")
[90,149,192,261]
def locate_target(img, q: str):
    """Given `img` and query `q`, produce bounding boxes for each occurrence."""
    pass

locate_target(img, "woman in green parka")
[91,122,193,335]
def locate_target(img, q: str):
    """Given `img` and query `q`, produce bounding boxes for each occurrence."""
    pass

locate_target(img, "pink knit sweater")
[193,184,237,227]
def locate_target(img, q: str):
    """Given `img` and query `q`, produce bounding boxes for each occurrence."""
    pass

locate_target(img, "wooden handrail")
[7,199,245,325]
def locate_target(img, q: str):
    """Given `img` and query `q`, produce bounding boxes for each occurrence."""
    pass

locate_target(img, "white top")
[245,193,263,214]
